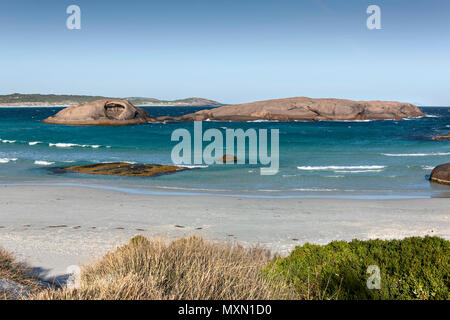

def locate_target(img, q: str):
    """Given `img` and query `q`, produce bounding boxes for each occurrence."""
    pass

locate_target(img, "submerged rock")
[432,134,450,141]
[62,162,186,177]
[43,99,152,125]
[430,163,450,185]
[157,97,424,122]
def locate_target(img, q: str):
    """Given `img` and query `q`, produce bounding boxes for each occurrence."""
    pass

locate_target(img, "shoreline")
[1,184,449,280]
[1,182,449,200]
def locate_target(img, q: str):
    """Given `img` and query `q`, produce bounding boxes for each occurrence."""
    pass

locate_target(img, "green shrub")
[264,236,449,300]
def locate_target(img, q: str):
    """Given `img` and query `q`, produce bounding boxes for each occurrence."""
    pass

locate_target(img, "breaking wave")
[0,139,16,143]
[34,160,55,166]
[0,158,18,163]
[297,165,386,171]
[382,152,450,157]
[49,143,105,148]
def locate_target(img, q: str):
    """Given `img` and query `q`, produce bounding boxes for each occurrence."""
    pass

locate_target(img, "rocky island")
[43,99,152,125]
[43,97,425,126]
[156,97,424,122]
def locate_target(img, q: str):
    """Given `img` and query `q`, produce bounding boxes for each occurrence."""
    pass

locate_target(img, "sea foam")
[297,165,386,171]
[0,158,18,163]
[334,169,383,173]
[0,139,16,143]
[49,143,105,148]
[382,152,450,157]
[34,160,55,166]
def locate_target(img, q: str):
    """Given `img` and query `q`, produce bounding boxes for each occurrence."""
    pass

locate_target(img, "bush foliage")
[265,236,449,300]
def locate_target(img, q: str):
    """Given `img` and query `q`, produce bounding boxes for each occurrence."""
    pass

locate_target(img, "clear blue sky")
[0,0,449,105]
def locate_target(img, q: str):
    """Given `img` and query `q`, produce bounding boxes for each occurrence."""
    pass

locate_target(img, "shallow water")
[0,106,449,199]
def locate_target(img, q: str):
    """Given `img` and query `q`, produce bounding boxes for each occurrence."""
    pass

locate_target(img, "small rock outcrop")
[217,154,238,163]
[62,162,186,177]
[430,163,450,185]
[157,97,424,122]
[43,99,152,125]
[432,134,450,141]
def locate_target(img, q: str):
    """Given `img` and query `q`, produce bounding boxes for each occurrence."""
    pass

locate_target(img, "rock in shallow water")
[62,162,186,177]
[217,154,238,163]
[43,99,152,126]
[430,163,450,185]
[432,134,450,141]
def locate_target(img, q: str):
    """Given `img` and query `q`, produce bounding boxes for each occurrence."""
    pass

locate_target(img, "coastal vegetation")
[265,236,449,300]
[0,248,45,299]
[30,236,295,300]
[1,236,448,300]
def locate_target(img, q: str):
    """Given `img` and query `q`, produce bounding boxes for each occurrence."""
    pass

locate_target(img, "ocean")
[0,106,449,199]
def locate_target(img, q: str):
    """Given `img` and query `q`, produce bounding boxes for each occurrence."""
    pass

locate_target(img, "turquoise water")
[0,106,449,199]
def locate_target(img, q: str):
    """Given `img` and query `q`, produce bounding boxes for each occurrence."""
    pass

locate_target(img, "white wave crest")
[34,160,55,166]
[0,158,18,163]
[49,143,104,148]
[179,165,209,169]
[0,139,16,143]
[247,119,275,123]
[291,188,340,191]
[297,165,386,171]
[28,141,41,146]
[382,152,450,157]
[49,143,79,148]
[334,169,383,173]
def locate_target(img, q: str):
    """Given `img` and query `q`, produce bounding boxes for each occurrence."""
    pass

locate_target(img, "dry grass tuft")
[0,248,45,299]
[31,236,298,300]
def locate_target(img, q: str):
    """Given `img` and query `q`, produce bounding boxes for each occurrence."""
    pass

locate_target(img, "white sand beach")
[0,185,449,281]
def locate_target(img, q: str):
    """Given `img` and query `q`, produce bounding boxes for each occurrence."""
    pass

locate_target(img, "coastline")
[0,104,222,108]
[1,184,448,280]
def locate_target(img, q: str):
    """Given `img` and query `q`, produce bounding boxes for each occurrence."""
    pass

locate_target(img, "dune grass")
[0,248,45,299]
[1,236,449,300]
[31,236,297,300]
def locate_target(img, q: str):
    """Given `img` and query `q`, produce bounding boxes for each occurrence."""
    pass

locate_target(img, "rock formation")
[62,162,187,177]
[217,154,238,163]
[430,163,450,185]
[156,97,424,122]
[432,134,450,141]
[43,99,152,125]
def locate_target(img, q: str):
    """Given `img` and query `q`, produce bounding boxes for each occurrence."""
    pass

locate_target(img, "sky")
[0,0,449,105]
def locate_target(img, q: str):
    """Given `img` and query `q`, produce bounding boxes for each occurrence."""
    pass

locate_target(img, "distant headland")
[0,93,223,107]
